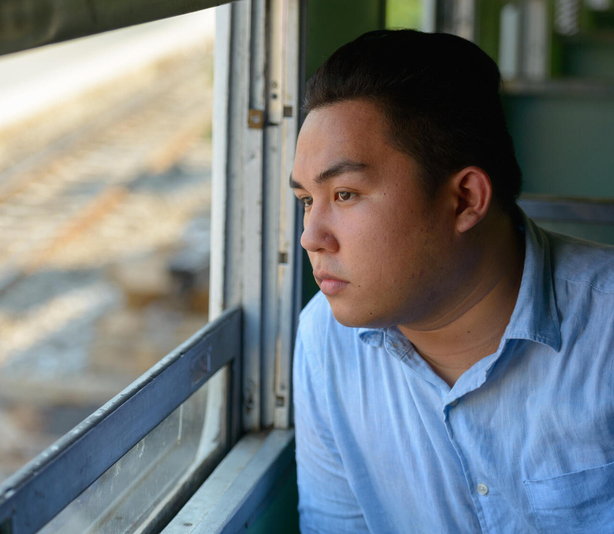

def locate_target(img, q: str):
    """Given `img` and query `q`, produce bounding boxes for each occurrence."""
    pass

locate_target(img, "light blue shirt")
[294,215,614,533]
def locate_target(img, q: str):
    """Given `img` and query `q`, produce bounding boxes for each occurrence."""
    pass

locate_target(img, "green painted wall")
[503,92,614,244]
[305,0,386,79]
[503,94,614,197]
[475,0,502,61]
[246,468,299,534]
[562,38,614,81]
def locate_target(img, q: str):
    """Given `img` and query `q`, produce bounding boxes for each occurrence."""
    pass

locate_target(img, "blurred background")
[0,10,215,483]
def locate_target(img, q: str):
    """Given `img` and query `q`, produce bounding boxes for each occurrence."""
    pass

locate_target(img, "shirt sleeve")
[293,320,369,534]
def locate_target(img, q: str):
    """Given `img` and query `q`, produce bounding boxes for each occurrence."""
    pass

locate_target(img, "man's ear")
[450,166,492,234]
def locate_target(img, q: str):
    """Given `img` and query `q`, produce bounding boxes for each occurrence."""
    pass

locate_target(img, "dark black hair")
[304,29,522,214]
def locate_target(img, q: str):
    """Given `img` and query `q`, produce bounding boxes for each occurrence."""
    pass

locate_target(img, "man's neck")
[397,216,525,388]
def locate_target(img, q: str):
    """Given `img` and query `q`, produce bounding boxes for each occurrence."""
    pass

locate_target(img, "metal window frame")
[0,3,247,533]
[211,0,300,433]
[0,307,242,534]
[161,429,296,534]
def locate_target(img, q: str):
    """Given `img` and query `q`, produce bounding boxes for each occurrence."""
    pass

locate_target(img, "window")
[0,13,216,484]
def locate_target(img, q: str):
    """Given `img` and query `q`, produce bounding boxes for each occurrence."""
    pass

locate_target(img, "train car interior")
[0,0,613,532]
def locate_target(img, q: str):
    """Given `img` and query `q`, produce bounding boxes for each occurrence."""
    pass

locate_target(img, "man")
[291,29,614,533]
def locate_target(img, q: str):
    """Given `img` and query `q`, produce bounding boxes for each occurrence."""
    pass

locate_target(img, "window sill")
[162,429,296,534]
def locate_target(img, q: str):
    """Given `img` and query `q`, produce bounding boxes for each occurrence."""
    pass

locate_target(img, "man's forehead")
[294,100,389,173]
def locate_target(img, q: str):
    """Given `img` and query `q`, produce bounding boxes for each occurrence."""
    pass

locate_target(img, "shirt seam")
[553,274,614,295]
[504,332,557,345]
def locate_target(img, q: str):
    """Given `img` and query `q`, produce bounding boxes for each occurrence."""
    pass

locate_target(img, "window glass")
[39,367,228,534]
[0,10,215,485]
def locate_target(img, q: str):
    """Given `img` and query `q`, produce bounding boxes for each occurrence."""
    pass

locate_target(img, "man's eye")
[336,191,355,202]
[300,197,313,208]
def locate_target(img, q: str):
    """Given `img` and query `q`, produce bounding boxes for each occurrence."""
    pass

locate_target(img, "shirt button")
[449,399,459,407]
[477,483,489,496]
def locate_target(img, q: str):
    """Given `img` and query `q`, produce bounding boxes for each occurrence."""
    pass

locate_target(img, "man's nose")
[300,208,339,253]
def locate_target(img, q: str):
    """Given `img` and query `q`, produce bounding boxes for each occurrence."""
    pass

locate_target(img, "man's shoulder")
[547,230,614,294]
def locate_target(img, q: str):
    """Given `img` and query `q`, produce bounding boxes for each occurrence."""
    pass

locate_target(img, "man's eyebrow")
[289,160,368,189]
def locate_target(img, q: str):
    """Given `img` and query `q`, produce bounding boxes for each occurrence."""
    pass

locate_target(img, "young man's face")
[291,99,462,329]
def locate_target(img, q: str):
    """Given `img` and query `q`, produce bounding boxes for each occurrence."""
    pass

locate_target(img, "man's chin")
[327,299,392,329]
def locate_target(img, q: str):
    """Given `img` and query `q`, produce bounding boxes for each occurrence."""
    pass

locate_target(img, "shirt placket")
[442,399,495,534]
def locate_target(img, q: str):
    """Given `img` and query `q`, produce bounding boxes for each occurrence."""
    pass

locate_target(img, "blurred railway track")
[0,52,213,294]
[0,37,215,485]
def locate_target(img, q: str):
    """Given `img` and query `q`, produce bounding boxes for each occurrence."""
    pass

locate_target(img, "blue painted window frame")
[0,307,242,534]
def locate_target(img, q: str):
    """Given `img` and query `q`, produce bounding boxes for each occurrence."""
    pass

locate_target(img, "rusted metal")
[247,109,264,129]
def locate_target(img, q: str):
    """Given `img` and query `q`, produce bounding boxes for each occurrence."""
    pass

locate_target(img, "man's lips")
[313,271,349,296]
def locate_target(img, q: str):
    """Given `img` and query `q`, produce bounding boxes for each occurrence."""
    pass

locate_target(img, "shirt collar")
[357,328,384,347]
[503,210,561,351]
[358,210,561,353]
